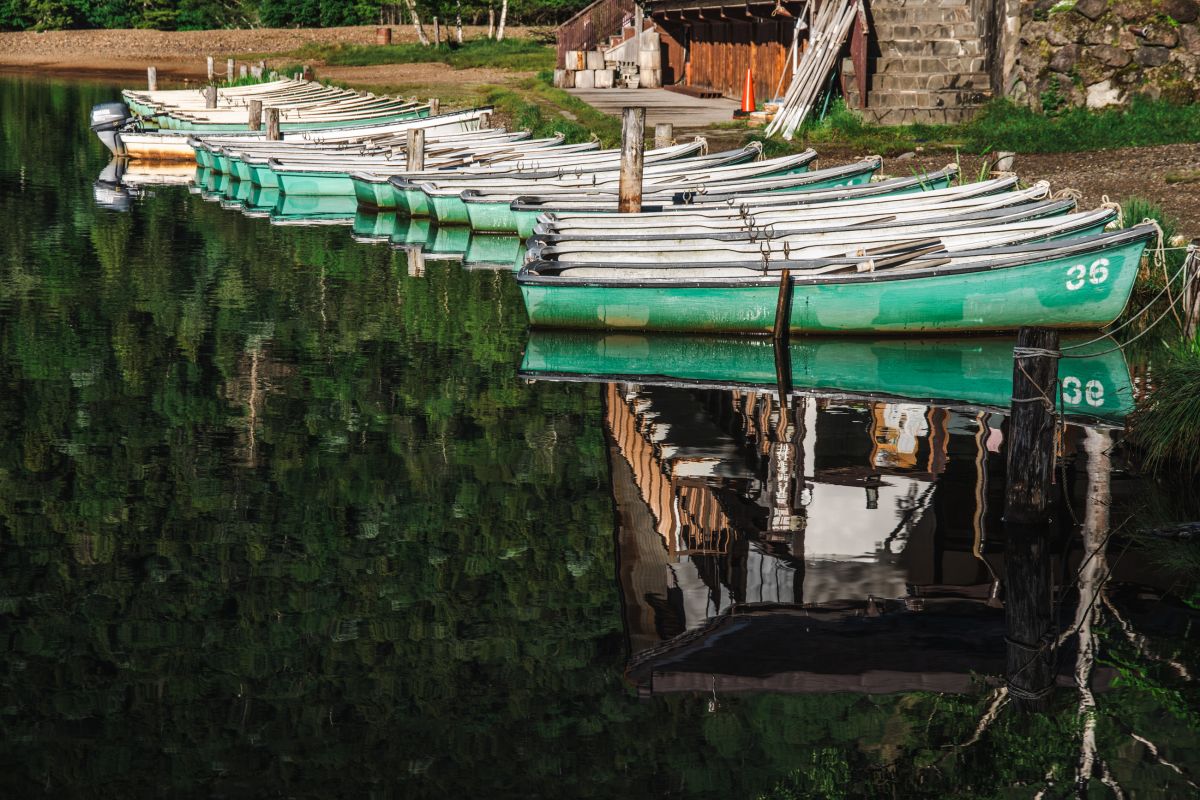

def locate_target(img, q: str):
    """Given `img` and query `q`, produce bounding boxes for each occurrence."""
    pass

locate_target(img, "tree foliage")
[0,0,587,30]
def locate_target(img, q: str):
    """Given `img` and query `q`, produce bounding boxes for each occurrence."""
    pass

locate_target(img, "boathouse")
[556,0,1000,123]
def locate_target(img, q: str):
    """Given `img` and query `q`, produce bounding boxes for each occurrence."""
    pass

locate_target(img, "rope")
[1100,195,1124,229]
[1141,217,1185,330]
[1058,241,1198,356]
[1052,187,1083,203]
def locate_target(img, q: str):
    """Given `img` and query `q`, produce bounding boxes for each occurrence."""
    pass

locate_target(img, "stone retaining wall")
[1008,0,1200,110]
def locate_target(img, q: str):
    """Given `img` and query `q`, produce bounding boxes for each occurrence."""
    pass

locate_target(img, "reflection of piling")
[1004,326,1061,711]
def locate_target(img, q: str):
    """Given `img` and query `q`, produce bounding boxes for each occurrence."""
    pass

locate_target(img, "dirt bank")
[0,25,536,82]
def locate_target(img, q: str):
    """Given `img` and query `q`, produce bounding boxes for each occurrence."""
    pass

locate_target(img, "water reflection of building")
[607,382,1082,695]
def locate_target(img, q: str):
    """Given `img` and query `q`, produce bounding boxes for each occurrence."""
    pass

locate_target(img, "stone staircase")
[843,0,992,125]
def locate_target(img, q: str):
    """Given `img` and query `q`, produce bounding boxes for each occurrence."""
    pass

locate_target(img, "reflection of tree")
[0,79,1198,799]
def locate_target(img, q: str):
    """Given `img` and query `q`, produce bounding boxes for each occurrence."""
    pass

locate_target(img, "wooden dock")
[567,87,740,132]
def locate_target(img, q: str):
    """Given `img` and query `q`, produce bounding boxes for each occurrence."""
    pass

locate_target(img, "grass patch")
[1129,339,1200,475]
[749,97,1200,156]
[289,38,554,71]
[482,72,622,147]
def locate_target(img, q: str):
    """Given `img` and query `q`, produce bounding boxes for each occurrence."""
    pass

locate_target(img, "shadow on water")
[1,74,1199,798]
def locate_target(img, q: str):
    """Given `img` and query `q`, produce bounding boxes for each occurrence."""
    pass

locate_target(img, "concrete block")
[586,50,606,70]
[554,69,575,88]
[565,50,586,70]
[640,67,662,88]
[574,69,596,89]
[593,69,615,88]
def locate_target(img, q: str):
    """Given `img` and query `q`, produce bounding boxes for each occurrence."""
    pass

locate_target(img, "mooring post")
[428,97,440,116]
[265,107,281,141]
[1183,241,1199,340]
[1004,326,1061,712]
[207,56,214,80]
[654,122,673,149]
[618,106,646,214]
[146,66,157,91]
[226,58,234,83]
[248,99,263,131]
[478,110,492,129]
[406,128,426,171]
[239,64,248,79]
[204,85,217,109]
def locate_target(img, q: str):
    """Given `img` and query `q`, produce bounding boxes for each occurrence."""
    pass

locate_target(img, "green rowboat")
[517,226,1155,335]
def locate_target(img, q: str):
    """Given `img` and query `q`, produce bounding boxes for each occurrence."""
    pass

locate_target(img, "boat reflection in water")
[521,331,1146,700]
[93,158,196,211]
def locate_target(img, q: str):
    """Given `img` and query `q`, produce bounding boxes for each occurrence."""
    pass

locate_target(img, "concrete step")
[860,106,983,125]
[872,22,980,40]
[875,71,992,91]
[880,38,984,57]
[875,55,988,74]
[869,6,975,23]
[866,87,992,109]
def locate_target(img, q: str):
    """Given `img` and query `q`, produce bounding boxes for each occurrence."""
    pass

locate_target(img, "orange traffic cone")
[740,67,756,114]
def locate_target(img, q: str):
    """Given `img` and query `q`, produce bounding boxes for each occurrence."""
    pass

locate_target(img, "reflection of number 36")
[1061,376,1105,407]
[1065,258,1110,291]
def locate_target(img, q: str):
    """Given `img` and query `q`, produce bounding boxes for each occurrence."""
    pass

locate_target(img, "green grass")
[482,73,622,147]
[288,38,554,71]
[1129,339,1200,474]
[750,97,1200,156]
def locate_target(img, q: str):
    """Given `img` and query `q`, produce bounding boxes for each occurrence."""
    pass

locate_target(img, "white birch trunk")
[403,0,431,46]
[496,0,509,42]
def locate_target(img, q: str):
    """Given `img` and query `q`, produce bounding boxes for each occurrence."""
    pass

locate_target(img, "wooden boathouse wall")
[651,16,798,106]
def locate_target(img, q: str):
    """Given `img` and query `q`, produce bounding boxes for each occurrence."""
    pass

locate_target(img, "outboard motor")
[90,102,133,156]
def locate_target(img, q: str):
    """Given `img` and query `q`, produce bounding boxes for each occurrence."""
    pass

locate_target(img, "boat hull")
[519,237,1147,334]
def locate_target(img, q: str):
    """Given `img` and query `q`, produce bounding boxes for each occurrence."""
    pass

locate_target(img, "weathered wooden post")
[1183,241,1199,340]
[207,56,214,80]
[479,110,492,129]
[248,99,263,131]
[406,128,426,171]
[226,58,234,83]
[239,64,248,79]
[1004,326,1060,712]
[618,106,646,214]
[147,66,158,91]
[204,85,218,109]
[433,17,442,45]
[428,97,440,116]
[265,108,281,141]
[654,122,673,149]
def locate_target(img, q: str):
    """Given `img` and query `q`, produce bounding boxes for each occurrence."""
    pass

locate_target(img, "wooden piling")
[479,110,492,129]
[226,58,234,83]
[406,129,426,171]
[428,97,440,116]
[1183,241,1199,340]
[773,269,792,340]
[207,56,214,80]
[654,122,673,149]
[248,99,263,131]
[618,107,646,214]
[239,64,248,79]
[147,66,157,91]
[203,85,217,109]
[1003,326,1061,712]
[265,108,281,141]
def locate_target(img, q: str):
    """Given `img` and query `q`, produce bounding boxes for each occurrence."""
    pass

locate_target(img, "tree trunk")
[496,0,508,42]
[455,1,464,44]
[488,7,495,38]
[403,0,431,46]
[433,16,441,45]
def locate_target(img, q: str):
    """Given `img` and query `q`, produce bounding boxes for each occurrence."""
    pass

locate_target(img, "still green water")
[1,77,1198,798]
